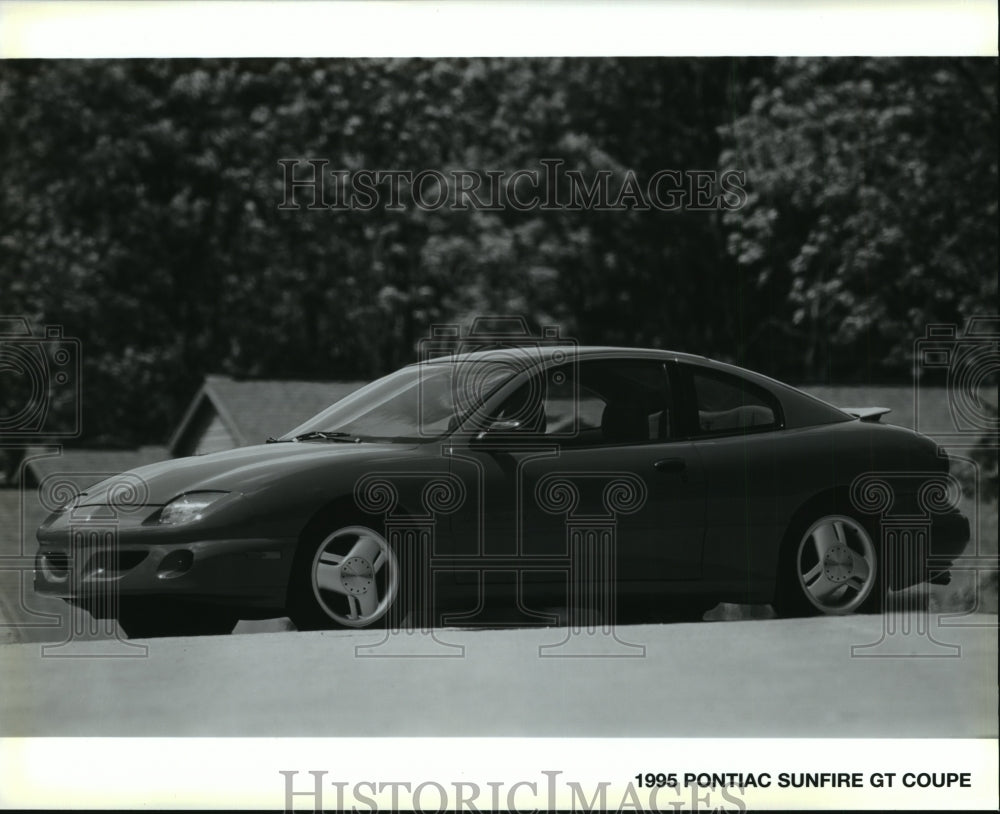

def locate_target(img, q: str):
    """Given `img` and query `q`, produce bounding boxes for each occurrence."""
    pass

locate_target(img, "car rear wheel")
[774,513,883,617]
[287,524,401,631]
[115,599,239,638]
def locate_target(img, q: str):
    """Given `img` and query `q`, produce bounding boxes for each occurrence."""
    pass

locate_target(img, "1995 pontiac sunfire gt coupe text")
[35,347,970,637]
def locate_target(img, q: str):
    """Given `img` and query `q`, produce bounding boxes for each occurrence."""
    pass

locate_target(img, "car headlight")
[158,492,231,525]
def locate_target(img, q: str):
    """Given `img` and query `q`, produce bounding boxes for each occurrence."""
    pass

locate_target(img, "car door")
[675,361,785,589]
[446,357,706,584]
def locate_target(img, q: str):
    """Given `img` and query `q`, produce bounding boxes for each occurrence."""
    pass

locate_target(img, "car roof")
[415,345,853,429]
[418,345,708,364]
[415,345,782,382]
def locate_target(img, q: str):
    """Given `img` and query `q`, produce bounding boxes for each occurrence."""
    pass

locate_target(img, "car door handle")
[653,458,686,474]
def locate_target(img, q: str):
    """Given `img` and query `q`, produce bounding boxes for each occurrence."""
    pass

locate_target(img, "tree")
[719,57,998,383]
[2,58,995,448]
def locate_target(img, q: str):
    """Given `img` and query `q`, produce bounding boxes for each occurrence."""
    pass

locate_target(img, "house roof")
[169,375,367,454]
[21,445,170,491]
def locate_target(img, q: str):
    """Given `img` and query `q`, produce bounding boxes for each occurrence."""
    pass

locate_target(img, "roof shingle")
[170,375,367,454]
[22,446,170,491]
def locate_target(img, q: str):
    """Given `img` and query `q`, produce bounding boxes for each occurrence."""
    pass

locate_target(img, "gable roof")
[21,445,170,491]
[169,375,367,455]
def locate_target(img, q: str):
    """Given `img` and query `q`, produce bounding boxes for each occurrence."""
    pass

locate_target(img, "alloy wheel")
[309,525,398,627]
[795,515,878,614]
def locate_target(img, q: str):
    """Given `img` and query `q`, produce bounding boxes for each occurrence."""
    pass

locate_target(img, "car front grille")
[39,549,149,580]
[84,550,149,577]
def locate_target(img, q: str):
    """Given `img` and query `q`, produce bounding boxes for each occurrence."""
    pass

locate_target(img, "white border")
[1,2,997,812]
[2,737,998,809]
[0,0,996,59]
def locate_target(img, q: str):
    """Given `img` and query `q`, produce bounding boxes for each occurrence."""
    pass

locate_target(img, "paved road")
[1,614,995,738]
[2,493,996,739]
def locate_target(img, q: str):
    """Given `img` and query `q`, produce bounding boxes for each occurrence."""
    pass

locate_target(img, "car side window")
[495,359,673,446]
[578,360,673,445]
[544,368,606,438]
[689,367,780,434]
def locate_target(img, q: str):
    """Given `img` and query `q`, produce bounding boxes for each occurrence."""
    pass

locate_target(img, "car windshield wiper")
[291,431,364,443]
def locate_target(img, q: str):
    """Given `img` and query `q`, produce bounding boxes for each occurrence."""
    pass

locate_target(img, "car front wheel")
[287,524,401,631]
[774,513,883,617]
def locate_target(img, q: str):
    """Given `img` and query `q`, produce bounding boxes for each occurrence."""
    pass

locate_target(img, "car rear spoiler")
[841,406,892,423]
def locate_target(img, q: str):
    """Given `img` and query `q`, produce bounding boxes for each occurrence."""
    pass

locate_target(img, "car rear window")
[689,367,781,435]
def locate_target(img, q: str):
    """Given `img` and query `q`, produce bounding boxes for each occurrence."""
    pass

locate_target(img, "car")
[34,346,970,637]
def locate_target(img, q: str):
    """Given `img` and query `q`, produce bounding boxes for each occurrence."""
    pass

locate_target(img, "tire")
[773,512,883,618]
[286,523,404,631]
[116,599,239,638]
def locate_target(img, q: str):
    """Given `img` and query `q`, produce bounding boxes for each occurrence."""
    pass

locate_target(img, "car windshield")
[280,361,515,443]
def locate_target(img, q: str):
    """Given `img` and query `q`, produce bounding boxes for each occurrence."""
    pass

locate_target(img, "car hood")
[78,441,422,506]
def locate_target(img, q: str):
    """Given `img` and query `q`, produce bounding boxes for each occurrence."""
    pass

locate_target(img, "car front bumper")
[34,520,296,610]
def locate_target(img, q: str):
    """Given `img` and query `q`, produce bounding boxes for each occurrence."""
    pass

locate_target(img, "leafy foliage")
[721,58,997,381]
[0,57,995,448]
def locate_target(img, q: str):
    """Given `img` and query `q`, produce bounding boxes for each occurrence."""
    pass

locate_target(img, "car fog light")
[157,549,194,579]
